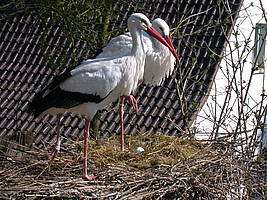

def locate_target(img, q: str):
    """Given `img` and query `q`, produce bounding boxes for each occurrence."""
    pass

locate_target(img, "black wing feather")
[27,68,103,117]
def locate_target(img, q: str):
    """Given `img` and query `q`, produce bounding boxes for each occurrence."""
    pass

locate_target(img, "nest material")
[0,134,263,199]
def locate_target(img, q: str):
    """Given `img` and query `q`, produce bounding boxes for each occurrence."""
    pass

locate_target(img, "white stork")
[97,18,178,85]
[96,18,179,150]
[27,13,177,180]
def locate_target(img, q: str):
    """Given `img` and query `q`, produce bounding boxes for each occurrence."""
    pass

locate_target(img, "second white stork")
[27,13,177,180]
[97,18,178,85]
[96,18,179,150]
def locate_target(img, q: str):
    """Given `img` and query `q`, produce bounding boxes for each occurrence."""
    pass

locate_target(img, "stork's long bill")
[164,36,179,60]
[146,27,179,60]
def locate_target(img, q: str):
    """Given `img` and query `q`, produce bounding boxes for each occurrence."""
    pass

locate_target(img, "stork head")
[127,13,152,31]
[152,18,170,36]
[152,18,179,60]
[128,13,178,60]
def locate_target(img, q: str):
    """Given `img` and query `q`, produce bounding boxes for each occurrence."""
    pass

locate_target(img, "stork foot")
[126,95,139,112]
[82,174,97,181]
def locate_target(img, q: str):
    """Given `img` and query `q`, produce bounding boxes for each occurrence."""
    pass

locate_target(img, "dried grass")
[0,133,264,199]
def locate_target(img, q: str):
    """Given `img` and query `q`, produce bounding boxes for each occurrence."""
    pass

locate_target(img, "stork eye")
[159,27,164,32]
[140,19,148,26]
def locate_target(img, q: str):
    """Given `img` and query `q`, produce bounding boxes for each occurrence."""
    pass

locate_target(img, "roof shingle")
[0,0,243,147]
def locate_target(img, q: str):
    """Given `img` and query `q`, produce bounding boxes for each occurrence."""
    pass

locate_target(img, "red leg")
[120,96,125,151]
[119,95,139,151]
[82,119,97,180]
[126,95,139,112]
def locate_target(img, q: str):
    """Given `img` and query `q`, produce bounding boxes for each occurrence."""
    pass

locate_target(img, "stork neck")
[152,37,165,52]
[129,26,145,58]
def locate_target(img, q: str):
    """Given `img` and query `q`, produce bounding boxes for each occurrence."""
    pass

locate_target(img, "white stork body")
[94,18,178,151]
[97,18,177,86]
[43,55,141,118]
[28,13,175,180]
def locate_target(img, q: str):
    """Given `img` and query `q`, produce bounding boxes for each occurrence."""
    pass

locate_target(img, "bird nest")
[0,133,264,199]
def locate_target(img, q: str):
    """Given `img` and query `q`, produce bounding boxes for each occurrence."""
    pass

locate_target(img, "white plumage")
[92,18,178,152]
[97,18,177,86]
[60,59,131,111]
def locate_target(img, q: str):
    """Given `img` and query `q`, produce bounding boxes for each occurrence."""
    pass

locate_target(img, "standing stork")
[96,18,179,150]
[27,13,177,180]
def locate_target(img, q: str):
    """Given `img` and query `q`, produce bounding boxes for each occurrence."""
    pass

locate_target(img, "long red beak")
[164,35,179,60]
[146,27,179,60]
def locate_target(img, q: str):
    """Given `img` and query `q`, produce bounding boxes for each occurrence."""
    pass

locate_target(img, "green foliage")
[34,0,114,47]
[1,0,118,63]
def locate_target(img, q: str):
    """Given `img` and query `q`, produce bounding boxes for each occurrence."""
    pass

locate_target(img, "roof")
[0,0,243,147]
